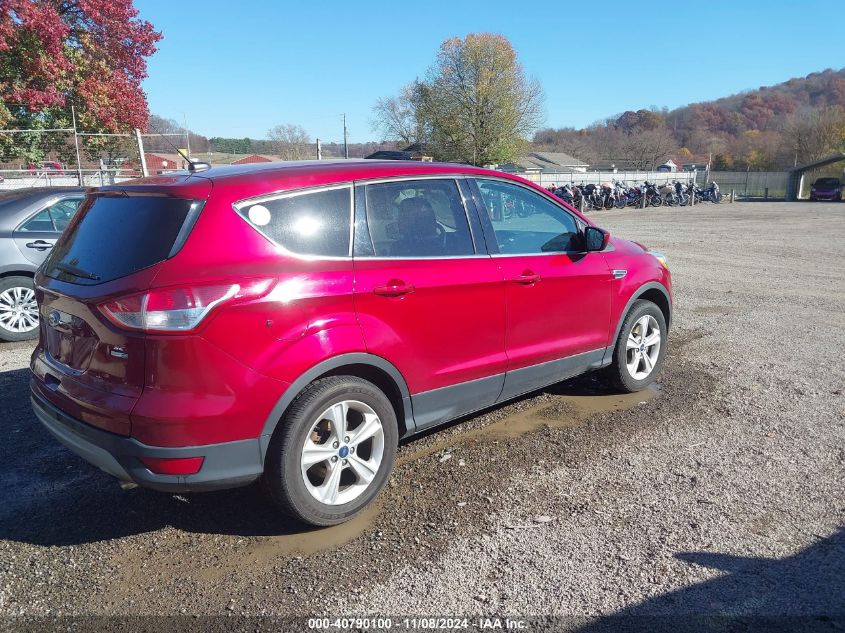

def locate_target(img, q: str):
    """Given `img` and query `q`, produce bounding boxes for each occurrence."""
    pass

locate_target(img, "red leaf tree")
[0,0,161,132]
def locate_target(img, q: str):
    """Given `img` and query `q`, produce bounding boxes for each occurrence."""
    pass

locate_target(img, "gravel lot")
[1,202,843,628]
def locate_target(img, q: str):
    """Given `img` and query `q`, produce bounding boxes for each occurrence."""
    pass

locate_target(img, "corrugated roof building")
[498,151,588,175]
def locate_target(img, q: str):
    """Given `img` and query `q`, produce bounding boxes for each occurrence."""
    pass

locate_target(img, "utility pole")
[316,138,322,160]
[342,113,349,159]
[71,105,83,186]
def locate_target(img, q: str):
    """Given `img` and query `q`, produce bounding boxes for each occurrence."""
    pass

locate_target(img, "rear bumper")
[31,382,263,492]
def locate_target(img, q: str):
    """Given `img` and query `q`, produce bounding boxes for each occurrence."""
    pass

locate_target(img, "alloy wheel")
[625,314,661,380]
[300,400,385,506]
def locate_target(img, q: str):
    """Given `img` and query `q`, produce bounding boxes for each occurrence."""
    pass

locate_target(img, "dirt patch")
[399,381,660,465]
[690,305,740,316]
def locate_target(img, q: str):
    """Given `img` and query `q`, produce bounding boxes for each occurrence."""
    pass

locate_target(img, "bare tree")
[783,106,845,164]
[371,83,425,146]
[619,127,676,170]
[267,124,311,161]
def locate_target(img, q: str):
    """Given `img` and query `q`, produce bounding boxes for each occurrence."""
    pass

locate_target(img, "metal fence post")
[135,129,148,177]
[71,105,83,186]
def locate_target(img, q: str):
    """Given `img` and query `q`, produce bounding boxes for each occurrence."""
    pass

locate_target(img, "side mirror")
[584,226,610,252]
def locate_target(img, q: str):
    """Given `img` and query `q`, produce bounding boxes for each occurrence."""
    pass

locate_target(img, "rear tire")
[604,300,667,393]
[262,376,398,526]
[0,276,39,342]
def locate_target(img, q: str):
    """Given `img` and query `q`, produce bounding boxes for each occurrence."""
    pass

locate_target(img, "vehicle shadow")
[576,526,845,632]
[0,367,316,546]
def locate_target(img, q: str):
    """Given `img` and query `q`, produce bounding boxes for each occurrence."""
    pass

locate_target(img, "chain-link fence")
[0,127,151,190]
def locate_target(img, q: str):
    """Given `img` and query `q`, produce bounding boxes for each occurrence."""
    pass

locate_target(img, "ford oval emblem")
[48,310,60,327]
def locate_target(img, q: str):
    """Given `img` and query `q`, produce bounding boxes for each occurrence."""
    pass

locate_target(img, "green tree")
[373,34,543,166]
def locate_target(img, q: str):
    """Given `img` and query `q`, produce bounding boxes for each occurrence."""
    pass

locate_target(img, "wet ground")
[0,202,843,627]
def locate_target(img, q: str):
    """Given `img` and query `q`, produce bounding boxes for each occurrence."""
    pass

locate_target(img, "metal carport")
[787,152,845,200]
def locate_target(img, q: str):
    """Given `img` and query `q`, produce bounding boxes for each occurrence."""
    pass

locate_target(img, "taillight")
[99,279,274,333]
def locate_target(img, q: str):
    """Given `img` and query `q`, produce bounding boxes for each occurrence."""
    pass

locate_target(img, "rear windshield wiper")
[53,262,101,281]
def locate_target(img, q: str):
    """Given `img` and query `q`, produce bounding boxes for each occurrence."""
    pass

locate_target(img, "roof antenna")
[146,121,210,173]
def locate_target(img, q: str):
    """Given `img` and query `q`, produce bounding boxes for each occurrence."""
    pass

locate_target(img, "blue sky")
[136,0,844,144]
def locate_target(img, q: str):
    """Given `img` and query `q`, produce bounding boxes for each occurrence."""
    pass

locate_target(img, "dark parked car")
[809,177,842,201]
[0,187,86,341]
[30,161,672,526]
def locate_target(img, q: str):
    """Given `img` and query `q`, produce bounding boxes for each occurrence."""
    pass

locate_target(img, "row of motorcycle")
[548,181,723,210]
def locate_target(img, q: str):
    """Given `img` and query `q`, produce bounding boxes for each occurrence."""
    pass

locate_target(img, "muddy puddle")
[109,382,661,598]
[191,501,382,582]
[110,500,383,596]
[398,382,661,465]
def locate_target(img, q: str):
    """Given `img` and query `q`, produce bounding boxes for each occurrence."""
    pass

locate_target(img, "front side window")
[362,179,474,257]
[235,186,352,257]
[475,179,581,254]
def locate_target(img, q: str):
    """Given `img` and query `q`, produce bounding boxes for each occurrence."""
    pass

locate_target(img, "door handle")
[374,281,415,297]
[511,271,540,285]
[26,240,52,251]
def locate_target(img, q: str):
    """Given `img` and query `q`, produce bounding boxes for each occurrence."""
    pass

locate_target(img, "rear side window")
[44,195,201,285]
[20,209,54,232]
[49,198,83,231]
[234,186,352,257]
[362,179,474,257]
[19,198,83,232]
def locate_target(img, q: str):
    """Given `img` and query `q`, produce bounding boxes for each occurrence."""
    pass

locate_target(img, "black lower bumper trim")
[30,381,264,492]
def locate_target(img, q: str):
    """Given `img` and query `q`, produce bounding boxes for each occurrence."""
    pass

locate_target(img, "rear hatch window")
[43,194,203,285]
[815,178,840,188]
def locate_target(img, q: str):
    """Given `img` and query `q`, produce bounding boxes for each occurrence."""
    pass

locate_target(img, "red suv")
[30,161,671,526]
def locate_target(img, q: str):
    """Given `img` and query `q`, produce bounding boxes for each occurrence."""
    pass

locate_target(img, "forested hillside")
[534,68,845,170]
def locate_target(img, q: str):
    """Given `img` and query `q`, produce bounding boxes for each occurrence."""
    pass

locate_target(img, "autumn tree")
[0,0,161,162]
[783,106,845,164]
[374,34,543,166]
[268,124,311,161]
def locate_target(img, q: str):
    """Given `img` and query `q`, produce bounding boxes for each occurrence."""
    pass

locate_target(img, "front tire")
[604,300,667,393]
[0,276,39,342]
[262,376,398,526]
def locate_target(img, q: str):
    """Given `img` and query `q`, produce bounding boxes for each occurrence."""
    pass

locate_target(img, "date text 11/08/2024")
[307,617,529,630]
